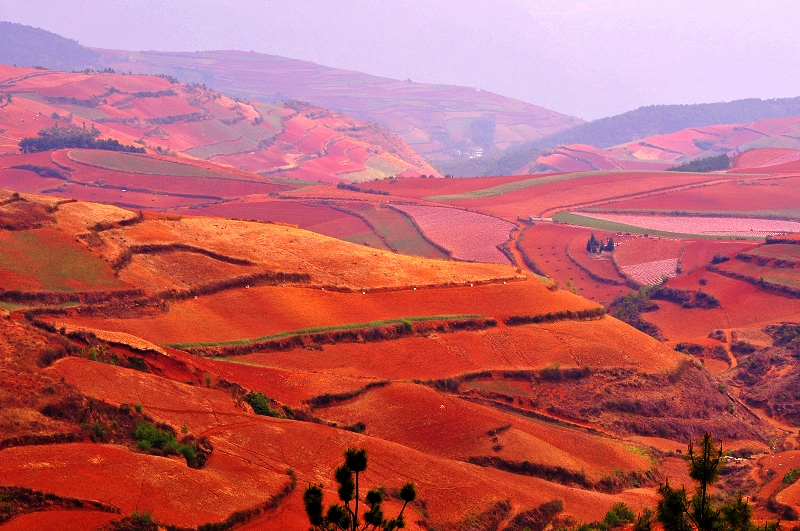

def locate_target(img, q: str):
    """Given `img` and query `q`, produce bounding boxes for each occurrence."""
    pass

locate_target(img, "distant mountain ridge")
[94,49,583,164]
[442,97,800,176]
[0,21,100,72]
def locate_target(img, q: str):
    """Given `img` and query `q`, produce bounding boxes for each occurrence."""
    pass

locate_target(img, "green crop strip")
[163,314,486,349]
[551,211,764,240]
[424,171,666,201]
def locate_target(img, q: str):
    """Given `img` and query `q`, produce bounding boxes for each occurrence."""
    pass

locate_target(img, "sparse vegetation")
[656,433,777,531]
[19,124,145,153]
[667,154,730,173]
[133,421,210,469]
[243,391,286,418]
[304,447,416,531]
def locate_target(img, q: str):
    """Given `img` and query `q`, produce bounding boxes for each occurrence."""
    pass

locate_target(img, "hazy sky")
[1,0,799,119]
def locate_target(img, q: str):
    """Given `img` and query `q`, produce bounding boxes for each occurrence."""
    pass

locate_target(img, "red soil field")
[678,240,753,273]
[33,352,661,528]
[614,237,684,267]
[646,268,800,342]
[537,152,594,173]
[48,357,249,433]
[210,149,292,172]
[735,148,800,169]
[342,201,448,259]
[319,382,652,476]
[91,214,515,290]
[366,174,534,199]
[1,68,434,188]
[295,124,339,153]
[0,442,288,528]
[0,168,64,193]
[127,95,198,119]
[446,171,714,220]
[67,168,283,198]
[56,281,596,345]
[243,317,683,381]
[742,243,800,261]
[52,184,202,210]
[519,224,628,305]
[180,355,383,407]
[745,158,800,174]
[521,116,800,175]
[179,198,346,225]
[278,115,316,145]
[559,146,622,171]
[601,180,800,214]
[565,235,625,284]
[715,259,800,290]
[0,510,119,531]
[203,413,656,527]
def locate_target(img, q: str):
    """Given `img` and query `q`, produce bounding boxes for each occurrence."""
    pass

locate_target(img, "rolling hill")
[0,63,437,181]
[93,49,584,164]
[446,98,800,176]
[0,190,772,529]
[0,21,100,72]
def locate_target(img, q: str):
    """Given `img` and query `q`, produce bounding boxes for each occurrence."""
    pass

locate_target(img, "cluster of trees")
[653,433,778,531]
[587,233,615,253]
[305,434,776,531]
[304,448,416,531]
[668,154,730,173]
[18,124,145,154]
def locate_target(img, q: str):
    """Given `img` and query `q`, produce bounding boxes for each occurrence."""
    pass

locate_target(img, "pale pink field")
[575,212,800,237]
[621,258,679,285]
[391,204,514,263]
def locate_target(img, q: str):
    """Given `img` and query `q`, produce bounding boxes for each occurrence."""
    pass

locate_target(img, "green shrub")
[244,392,284,418]
[784,468,800,484]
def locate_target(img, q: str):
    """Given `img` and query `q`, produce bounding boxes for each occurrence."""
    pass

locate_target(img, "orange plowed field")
[537,153,594,173]
[366,174,534,199]
[0,510,119,531]
[204,417,656,526]
[55,281,596,345]
[174,199,368,236]
[0,443,288,528]
[678,240,753,273]
[48,357,248,433]
[715,259,800,290]
[735,148,800,169]
[519,224,628,305]
[0,168,64,193]
[646,269,800,342]
[602,180,800,214]
[447,172,714,220]
[243,317,682,380]
[565,234,626,283]
[317,382,652,476]
[614,237,684,267]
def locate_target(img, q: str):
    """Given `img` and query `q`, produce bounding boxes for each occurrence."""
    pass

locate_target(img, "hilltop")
[93,49,583,164]
[0,63,436,181]
[447,98,800,176]
[0,21,100,72]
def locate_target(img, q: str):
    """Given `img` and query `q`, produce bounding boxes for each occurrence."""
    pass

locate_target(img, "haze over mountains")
[4,6,800,531]
[5,21,800,180]
[3,1,800,120]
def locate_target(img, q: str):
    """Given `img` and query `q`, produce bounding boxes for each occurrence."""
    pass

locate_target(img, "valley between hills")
[2,29,800,531]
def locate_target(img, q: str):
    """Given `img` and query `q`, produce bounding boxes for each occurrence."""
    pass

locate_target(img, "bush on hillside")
[19,124,145,153]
